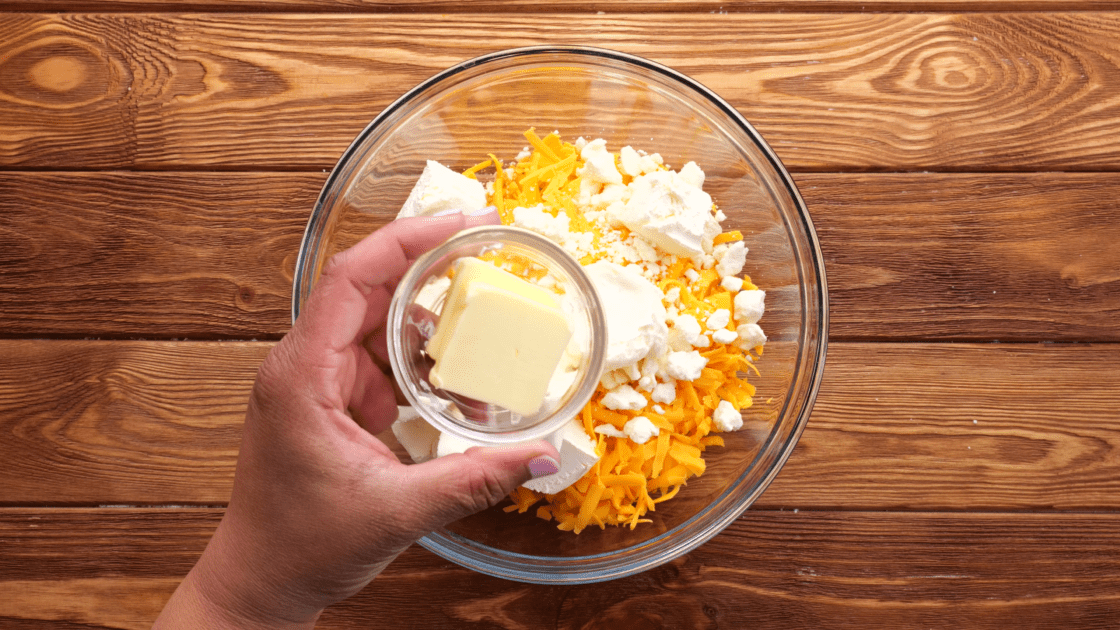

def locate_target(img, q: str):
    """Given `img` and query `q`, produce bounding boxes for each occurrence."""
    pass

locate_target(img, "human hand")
[155,210,561,629]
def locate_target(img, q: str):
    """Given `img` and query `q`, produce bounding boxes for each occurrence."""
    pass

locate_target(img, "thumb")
[394,440,560,535]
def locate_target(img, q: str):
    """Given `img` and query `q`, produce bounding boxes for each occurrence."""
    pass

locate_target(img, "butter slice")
[426,257,573,417]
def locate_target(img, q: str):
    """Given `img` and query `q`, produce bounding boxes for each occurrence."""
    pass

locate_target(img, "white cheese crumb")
[706,308,731,331]
[713,400,743,432]
[619,146,643,177]
[623,416,659,444]
[684,268,700,282]
[652,404,666,414]
[712,328,738,345]
[578,138,623,185]
[594,424,626,438]
[693,334,710,348]
[668,314,702,351]
[715,241,747,278]
[651,381,677,404]
[604,385,649,414]
[665,350,708,380]
[734,289,766,325]
[720,276,744,293]
[737,323,767,350]
[678,161,705,188]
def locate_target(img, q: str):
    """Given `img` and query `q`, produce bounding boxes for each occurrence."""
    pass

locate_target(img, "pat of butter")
[426,257,573,417]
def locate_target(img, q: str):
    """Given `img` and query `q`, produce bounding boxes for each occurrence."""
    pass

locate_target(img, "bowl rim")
[293,44,828,584]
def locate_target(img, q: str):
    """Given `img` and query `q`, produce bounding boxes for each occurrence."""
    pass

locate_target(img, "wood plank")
[4,172,1119,341]
[1,508,1119,628]
[805,172,1120,342]
[5,0,1120,11]
[0,172,319,339]
[3,13,1120,170]
[1,340,1118,511]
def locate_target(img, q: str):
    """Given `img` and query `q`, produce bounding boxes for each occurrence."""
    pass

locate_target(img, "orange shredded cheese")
[459,130,763,533]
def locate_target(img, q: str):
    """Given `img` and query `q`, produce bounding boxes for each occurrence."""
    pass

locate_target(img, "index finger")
[296,210,500,353]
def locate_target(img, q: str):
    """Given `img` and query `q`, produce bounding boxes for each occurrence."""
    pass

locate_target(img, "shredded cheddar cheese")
[479,130,762,533]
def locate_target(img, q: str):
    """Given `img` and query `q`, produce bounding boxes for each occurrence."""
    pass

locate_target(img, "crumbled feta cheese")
[664,286,681,304]
[715,241,747,277]
[665,350,708,380]
[578,138,623,185]
[713,400,743,432]
[600,369,627,390]
[737,323,767,350]
[714,209,727,222]
[684,268,700,282]
[652,404,666,414]
[712,328,738,345]
[678,161,705,189]
[720,276,744,293]
[694,334,710,348]
[706,308,731,331]
[734,289,766,325]
[623,416,659,444]
[619,146,643,177]
[668,314,702,351]
[398,160,487,218]
[651,381,677,404]
[595,424,626,438]
[638,153,663,175]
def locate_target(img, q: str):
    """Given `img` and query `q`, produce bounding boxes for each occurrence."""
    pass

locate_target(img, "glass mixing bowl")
[293,45,828,584]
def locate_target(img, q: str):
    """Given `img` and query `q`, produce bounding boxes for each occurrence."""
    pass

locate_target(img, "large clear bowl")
[293,46,828,584]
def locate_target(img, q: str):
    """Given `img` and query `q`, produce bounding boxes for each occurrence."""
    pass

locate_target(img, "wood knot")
[30,56,87,93]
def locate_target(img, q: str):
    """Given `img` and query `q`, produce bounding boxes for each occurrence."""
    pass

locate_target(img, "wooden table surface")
[3,1,1120,628]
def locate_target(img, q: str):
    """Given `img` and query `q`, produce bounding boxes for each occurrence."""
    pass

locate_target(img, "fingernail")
[432,208,463,217]
[527,455,560,478]
[465,205,498,217]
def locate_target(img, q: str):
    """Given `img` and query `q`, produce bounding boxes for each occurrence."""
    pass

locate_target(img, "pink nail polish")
[528,456,560,478]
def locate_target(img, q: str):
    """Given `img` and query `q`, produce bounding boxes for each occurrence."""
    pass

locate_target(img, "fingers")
[296,209,501,354]
[392,441,561,534]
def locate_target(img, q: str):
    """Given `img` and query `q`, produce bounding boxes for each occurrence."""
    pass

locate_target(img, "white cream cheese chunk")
[522,418,601,494]
[390,406,441,464]
[583,261,668,371]
[397,160,487,218]
[608,170,720,257]
[426,257,573,417]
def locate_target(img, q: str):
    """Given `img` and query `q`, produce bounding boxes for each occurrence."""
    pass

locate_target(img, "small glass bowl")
[386,225,606,445]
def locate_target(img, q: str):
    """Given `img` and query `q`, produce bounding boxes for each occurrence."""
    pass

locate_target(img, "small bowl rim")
[293,44,829,584]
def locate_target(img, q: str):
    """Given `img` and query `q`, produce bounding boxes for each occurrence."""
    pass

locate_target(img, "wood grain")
[4,172,1118,341]
[2,508,1119,628]
[4,13,1120,170]
[0,340,263,504]
[0,172,318,339]
[7,0,1120,12]
[1,340,1118,511]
